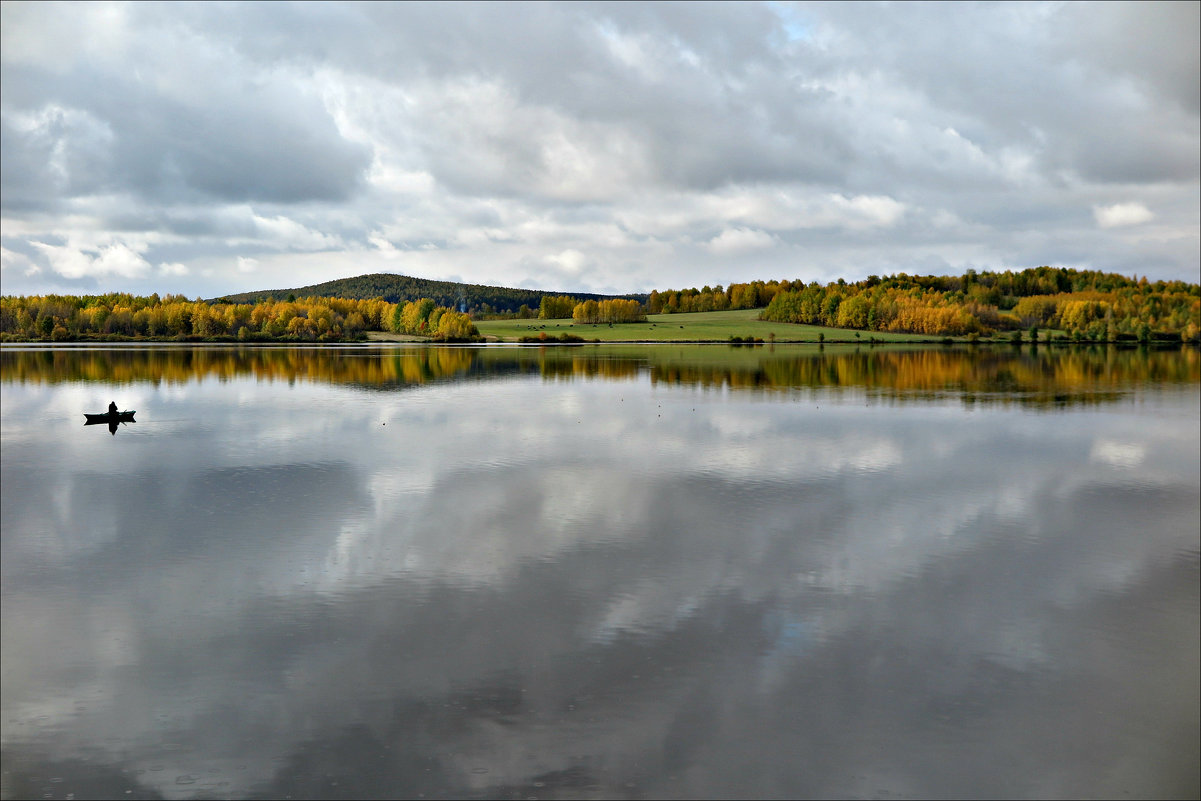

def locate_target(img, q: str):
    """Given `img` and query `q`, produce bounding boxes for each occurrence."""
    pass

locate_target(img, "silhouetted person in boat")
[108,400,118,415]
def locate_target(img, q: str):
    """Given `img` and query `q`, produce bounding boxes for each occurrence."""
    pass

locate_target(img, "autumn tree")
[539,295,577,319]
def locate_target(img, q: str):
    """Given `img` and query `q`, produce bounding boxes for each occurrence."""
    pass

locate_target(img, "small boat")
[84,410,136,424]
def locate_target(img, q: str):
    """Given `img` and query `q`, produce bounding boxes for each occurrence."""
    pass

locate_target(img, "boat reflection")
[83,411,136,435]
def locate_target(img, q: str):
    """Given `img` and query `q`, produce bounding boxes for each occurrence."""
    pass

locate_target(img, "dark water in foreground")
[2,344,1198,800]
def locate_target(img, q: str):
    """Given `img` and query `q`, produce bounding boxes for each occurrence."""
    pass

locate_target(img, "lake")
[2,343,1198,800]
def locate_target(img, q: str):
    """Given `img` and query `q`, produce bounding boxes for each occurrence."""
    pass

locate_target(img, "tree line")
[572,298,647,324]
[536,282,782,320]
[387,298,478,340]
[0,293,479,342]
[2,266,1196,343]
[537,295,647,323]
[760,268,1199,342]
[648,280,788,314]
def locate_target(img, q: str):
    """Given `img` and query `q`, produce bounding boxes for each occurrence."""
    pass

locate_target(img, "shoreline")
[1,336,1192,348]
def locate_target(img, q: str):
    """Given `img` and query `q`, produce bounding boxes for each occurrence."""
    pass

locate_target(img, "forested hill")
[213,273,648,316]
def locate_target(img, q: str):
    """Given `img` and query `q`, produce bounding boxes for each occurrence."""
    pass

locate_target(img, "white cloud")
[1093,202,1154,228]
[92,243,150,277]
[252,214,345,251]
[368,234,401,255]
[828,194,907,228]
[1,246,40,277]
[707,227,777,254]
[30,241,150,279]
[548,248,588,274]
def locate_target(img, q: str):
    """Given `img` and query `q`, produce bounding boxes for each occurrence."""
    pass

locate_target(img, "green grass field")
[475,308,943,343]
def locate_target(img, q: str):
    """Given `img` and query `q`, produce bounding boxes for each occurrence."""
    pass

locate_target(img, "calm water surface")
[2,344,1198,800]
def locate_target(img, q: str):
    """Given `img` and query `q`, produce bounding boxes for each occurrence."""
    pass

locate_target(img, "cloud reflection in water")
[1,345,1197,799]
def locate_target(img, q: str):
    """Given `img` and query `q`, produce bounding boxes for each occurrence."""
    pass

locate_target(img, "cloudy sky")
[1,1,1198,299]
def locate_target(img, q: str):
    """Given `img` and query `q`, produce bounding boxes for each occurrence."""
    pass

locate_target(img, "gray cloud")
[1,4,372,208]
[1,1,1197,298]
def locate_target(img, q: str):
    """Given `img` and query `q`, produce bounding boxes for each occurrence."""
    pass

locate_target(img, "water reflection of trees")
[2,344,1197,407]
[654,346,1201,408]
[0,346,480,387]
